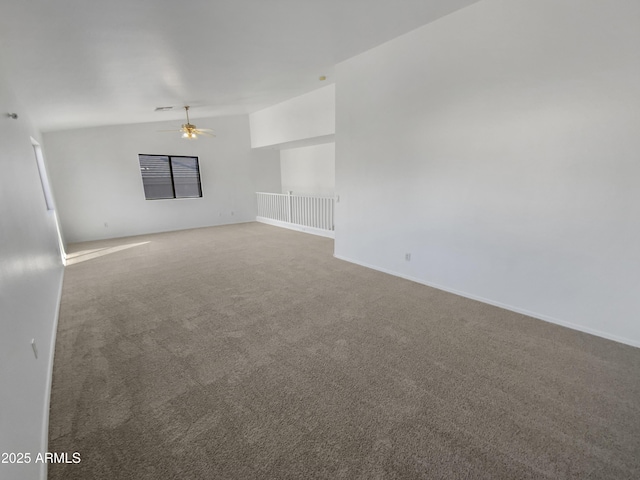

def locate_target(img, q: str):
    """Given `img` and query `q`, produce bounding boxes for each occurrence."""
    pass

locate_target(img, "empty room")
[1,0,639,479]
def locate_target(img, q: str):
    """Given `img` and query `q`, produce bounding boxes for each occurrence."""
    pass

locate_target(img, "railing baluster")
[282,195,286,221]
[324,198,327,230]
[313,198,318,228]
[325,198,333,230]
[322,198,325,229]
[331,198,334,230]
[322,198,326,230]
[315,198,318,228]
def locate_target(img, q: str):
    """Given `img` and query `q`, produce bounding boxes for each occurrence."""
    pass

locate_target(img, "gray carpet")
[48,222,640,479]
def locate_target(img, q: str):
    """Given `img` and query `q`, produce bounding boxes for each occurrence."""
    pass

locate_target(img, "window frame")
[138,154,203,200]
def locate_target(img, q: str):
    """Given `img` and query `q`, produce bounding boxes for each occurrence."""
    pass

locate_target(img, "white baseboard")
[41,267,65,480]
[333,253,640,349]
[256,217,335,239]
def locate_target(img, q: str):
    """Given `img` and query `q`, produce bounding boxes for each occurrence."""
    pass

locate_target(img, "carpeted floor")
[48,222,640,479]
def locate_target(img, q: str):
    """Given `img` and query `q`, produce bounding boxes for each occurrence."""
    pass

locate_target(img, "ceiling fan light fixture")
[158,106,214,139]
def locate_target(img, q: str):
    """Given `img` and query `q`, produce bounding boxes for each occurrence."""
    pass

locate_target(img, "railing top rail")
[256,192,335,199]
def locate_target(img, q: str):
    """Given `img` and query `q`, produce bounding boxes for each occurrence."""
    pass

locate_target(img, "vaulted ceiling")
[0,0,480,132]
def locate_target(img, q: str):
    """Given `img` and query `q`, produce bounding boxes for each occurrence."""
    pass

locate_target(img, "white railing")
[256,192,335,238]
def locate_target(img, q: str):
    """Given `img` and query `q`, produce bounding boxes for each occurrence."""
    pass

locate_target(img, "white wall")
[0,76,64,480]
[44,115,281,243]
[335,0,640,346]
[280,143,335,196]
[250,84,335,149]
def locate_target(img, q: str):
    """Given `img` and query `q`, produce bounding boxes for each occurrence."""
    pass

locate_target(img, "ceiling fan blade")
[157,129,183,132]
[195,130,216,137]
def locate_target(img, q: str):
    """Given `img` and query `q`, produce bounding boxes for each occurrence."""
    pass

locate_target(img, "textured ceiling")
[0,0,480,131]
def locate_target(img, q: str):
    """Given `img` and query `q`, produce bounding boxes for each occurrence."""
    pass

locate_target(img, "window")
[139,154,202,200]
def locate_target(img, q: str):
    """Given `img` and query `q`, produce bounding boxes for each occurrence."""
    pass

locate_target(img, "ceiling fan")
[158,106,215,139]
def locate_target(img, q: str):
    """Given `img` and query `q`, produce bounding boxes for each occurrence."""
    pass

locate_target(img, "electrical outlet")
[405,253,411,261]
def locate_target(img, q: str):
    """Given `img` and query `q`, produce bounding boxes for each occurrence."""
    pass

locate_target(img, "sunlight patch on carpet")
[66,242,150,265]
